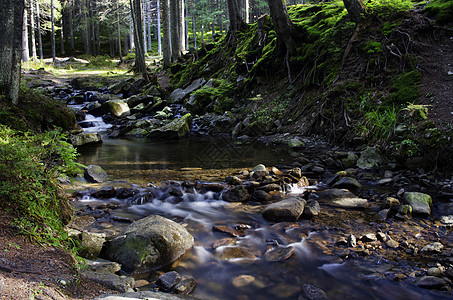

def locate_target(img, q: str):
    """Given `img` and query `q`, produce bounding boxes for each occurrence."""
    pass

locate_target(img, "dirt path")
[419,32,453,127]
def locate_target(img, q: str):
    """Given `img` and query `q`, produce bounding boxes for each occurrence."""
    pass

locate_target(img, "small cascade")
[78,114,113,134]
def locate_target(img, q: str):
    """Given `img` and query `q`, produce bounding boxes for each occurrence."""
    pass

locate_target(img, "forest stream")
[65,105,452,300]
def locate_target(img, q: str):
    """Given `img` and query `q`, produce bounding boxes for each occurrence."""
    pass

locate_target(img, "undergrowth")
[0,126,80,247]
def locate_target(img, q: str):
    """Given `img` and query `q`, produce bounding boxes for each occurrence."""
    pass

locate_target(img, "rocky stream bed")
[25,71,453,299]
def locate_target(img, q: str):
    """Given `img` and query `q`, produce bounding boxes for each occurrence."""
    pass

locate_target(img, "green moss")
[188,79,235,114]
[386,70,422,106]
[423,0,453,24]
[365,41,382,54]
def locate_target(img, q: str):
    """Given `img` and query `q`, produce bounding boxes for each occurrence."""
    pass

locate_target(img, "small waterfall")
[79,114,113,133]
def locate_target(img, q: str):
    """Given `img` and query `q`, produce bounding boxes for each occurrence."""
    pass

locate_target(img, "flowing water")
[72,114,449,300]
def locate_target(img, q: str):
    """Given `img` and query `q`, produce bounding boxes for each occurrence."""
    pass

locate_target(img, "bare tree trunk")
[22,2,30,62]
[69,0,75,50]
[267,0,295,55]
[157,0,162,56]
[130,0,149,81]
[0,0,24,105]
[60,19,65,55]
[245,0,249,23]
[129,16,134,51]
[161,0,171,68]
[143,0,147,53]
[36,0,43,59]
[147,1,152,51]
[227,0,244,43]
[82,0,90,54]
[51,0,56,62]
[180,0,185,51]
[185,3,189,50]
[117,0,123,62]
[343,0,366,22]
[192,2,197,49]
[124,33,129,54]
[30,0,37,60]
[170,0,181,61]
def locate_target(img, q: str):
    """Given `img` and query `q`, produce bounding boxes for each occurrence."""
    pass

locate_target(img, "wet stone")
[213,225,245,237]
[222,186,249,202]
[302,283,328,300]
[155,271,181,292]
[416,276,447,290]
[258,184,282,192]
[361,233,377,243]
[403,192,432,217]
[385,238,399,249]
[173,277,197,294]
[348,234,357,247]
[232,275,255,288]
[381,197,400,209]
[213,238,236,249]
[302,200,320,218]
[215,246,256,260]
[91,186,116,199]
[420,242,444,254]
[225,176,242,185]
[252,190,272,202]
[263,246,295,262]
[333,177,362,190]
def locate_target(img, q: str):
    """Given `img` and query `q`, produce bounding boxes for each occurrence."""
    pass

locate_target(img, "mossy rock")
[403,192,432,217]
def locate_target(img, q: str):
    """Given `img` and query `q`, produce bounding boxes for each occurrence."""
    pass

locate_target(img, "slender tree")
[51,0,56,62]
[30,0,38,60]
[0,0,25,104]
[36,0,43,59]
[157,0,162,56]
[117,0,123,62]
[161,0,171,68]
[22,2,30,62]
[170,0,182,61]
[130,0,149,80]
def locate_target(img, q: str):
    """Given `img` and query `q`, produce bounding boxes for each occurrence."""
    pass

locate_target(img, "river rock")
[232,275,255,288]
[170,78,206,103]
[416,276,447,289]
[91,186,116,198]
[288,138,305,148]
[403,192,432,216]
[302,200,320,218]
[83,259,121,274]
[215,246,256,260]
[146,113,192,139]
[80,270,135,293]
[262,196,306,221]
[106,100,130,117]
[302,283,328,300]
[79,231,106,259]
[155,271,181,292]
[420,242,444,254]
[171,277,196,295]
[333,177,362,190]
[356,147,382,169]
[251,164,267,173]
[263,246,294,262]
[315,189,368,209]
[84,165,108,183]
[105,215,194,274]
[222,186,249,202]
[258,184,282,192]
[68,132,103,147]
[67,215,96,231]
[361,233,377,243]
[225,175,242,185]
[342,152,358,168]
[95,291,190,299]
[381,197,400,209]
[252,190,272,202]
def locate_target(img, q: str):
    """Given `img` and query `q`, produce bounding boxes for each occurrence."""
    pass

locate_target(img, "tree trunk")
[30,0,37,60]
[117,0,123,62]
[51,0,56,62]
[161,0,171,68]
[82,0,90,54]
[36,0,43,59]
[267,0,295,56]
[60,19,65,55]
[245,0,249,23]
[147,4,152,51]
[0,0,24,105]
[69,0,75,50]
[192,2,197,49]
[22,3,30,62]
[143,0,147,53]
[157,0,162,56]
[227,0,244,43]
[130,0,149,81]
[180,0,185,51]
[170,0,181,61]
[129,17,134,51]
[343,0,366,22]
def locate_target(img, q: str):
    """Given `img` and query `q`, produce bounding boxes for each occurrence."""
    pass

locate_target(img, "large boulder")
[315,189,368,208]
[169,78,206,103]
[222,186,249,202]
[262,197,306,221]
[84,165,108,183]
[107,100,130,117]
[146,113,192,139]
[403,192,432,216]
[68,132,103,147]
[356,147,382,169]
[105,215,194,274]
[80,270,135,293]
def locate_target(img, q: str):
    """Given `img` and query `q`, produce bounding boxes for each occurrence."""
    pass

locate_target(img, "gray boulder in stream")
[262,196,306,221]
[68,132,102,147]
[315,189,368,208]
[146,113,192,139]
[105,215,194,274]
[403,192,432,216]
[84,165,108,183]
